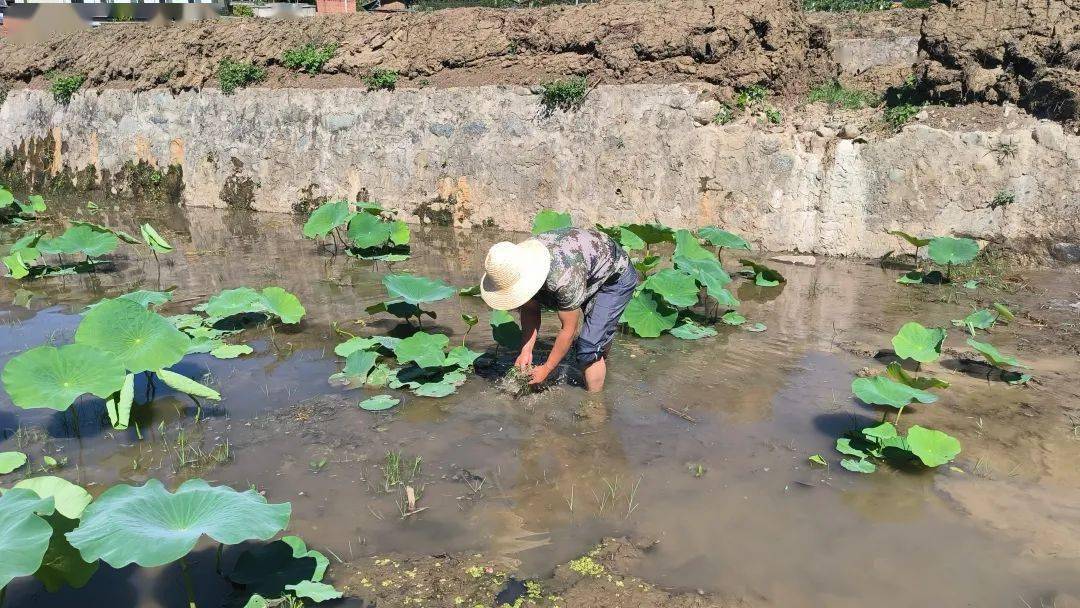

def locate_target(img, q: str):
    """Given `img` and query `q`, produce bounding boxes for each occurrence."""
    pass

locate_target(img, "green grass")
[539,76,589,113]
[900,0,933,7]
[364,68,399,91]
[218,58,266,95]
[230,4,254,17]
[808,81,880,109]
[803,0,891,10]
[282,44,338,75]
[49,74,86,105]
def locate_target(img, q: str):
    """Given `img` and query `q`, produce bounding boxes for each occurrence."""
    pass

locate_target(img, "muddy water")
[2,200,1080,607]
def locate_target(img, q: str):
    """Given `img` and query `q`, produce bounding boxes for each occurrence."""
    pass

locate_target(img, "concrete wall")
[1,85,1078,258]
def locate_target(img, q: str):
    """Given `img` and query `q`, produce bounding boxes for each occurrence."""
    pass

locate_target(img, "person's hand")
[515,350,533,370]
[529,364,552,385]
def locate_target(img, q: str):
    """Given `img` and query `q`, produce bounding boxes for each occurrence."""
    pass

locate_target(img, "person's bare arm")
[516,299,542,369]
[530,309,580,384]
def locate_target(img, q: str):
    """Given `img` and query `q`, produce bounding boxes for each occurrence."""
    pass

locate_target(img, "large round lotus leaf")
[74,299,191,373]
[698,227,750,250]
[617,227,646,251]
[672,229,711,261]
[531,210,572,234]
[382,274,456,304]
[906,425,961,467]
[0,451,28,474]
[642,269,700,308]
[851,376,938,409]
[966,338,1029,369]
[302,200,353,238]
[2,343,126,411]
[259,287,306,324]
[347,212,392,249]
[928,237,979,266]
[10,476,92,519]
[66,478,291,568]
[393,332,449,368]
[444,346,483,369]
[37,225,119,257]
[620,291,677,338]
[0,488,56,590]
[229,535,329,597]
[358,395,400,411]
[840,458,876,474]
[624,223,674,245]
[86,290,172,312]
[199,287,264,318]
[389,220,411,246]
[891,322,946,363]
[490,309,522,349]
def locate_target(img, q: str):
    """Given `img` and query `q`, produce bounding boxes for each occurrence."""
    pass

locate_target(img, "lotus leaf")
[347,212,392,248]
[413,377,459,398]
[633,255,661,275]
[9,232,43,257]
[199,287,306,324]
[230,535,329,597]
[462,313,479,327]
[38,225,118,257]
[906,425,961,467]
[66,478,291,568]
[168,314,204,330]
[210,344,254,359]
[851,376,937,409]
[840,458,876,473]
[993,302,1015,321]
[445,345,483,369]
[928,236,979,266]
[0,188,13,208]
[389,220,411,245]
[698,227,750,250]
[624,223,674,245]
[886,230,931,248]
[721,311,746,326]
[157,369,222,401]
[337,350,379,384]
[366,300,434,320]
[739,259,785,285]
[286,580,342,602]
[669,322,717,340]
[746,322,767,332]
[861,422,898,441]
[383,274,457,305]
[358,395,400,411]
[642,269,700,307]
[140,223,173,254]
[303,200,354,238]
[952,308,997,333]
[620,291,677,338]
[87,290,172,311]
[531,210,572,234]
[0,451,28,474]
[491,309,523,349]
[10,476,92,519]
[3,251,31,279]
[617,227,646,251]
[884,362,949,390]
[0,489,56,590]
[891,322,946,363]
[896,272,924,285]
[259,287,306,324]
[366,363,392,387]
[335,336,399,357]
[966,338,1029,369]
[394,332,449,368]
[75,299,191,373]
[835,438,867,458]
[104,373,135,429]
[2,343,126,411]
[459,284,481,296]
[34,512,98,592]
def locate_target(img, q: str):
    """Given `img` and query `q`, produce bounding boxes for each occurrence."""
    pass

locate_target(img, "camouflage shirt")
[533,228,630,311]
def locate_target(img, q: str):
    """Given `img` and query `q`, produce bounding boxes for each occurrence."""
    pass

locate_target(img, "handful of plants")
[499,364,535,398]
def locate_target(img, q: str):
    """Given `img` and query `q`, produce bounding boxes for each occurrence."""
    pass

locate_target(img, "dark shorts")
[575,267,639,365]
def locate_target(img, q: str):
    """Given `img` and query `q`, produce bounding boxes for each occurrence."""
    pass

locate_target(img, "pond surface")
[2,200,1080,607]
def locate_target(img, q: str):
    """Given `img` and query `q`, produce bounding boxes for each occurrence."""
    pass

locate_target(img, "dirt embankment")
[0,0,833,93]
[916,0,1080,125]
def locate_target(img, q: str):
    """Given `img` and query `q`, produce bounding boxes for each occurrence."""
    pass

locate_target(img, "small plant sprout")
[539,76,589,113]
[50,73,87,105]
[218,58,266,95]
[886,230,931,264]
[734,84,769,110]
[713,104,734,125]
[988,139,1019,163]
[364,68,399,91]
[988,190,1015,210]
[282,43,337,74]
[460,314,479,346]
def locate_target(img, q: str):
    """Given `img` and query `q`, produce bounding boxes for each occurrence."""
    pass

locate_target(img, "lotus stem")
[152,249,162,287]
[894,405,906,427]
[179,556,197,608]
[215,543,224,575]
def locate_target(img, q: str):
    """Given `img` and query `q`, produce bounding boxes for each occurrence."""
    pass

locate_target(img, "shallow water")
[2,200,1080,607]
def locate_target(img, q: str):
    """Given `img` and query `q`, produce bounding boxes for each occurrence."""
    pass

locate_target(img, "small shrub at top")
[50,73,87,105]
[218,58,266,95]
[539,76,588,113]
[364,68,399,91]
[282,43,338,75]
[231,4,254,17]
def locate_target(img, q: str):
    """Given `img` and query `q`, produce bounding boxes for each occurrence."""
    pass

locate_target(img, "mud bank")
[3,85,1078,259]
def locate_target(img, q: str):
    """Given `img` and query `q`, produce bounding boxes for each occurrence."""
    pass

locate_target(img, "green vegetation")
[988,190,1015,210]
[0,186,47,224]
[531,209,572,234]
[882,75,925,130]
[539,76,589,113]
[808,81,880,110]
[802,0,890,11]
[364,68,399,91]
[713,104,734,125]
[303,200,411,259]
[49,73,86,105]
[734,85,769,110]
[231,4,255,16]
[218,58,267,95]
[283,44,338,74]
[884,103,921,130]
[885,231,980,284]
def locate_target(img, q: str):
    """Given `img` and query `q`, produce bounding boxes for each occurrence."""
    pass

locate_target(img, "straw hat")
[480,239,552,310]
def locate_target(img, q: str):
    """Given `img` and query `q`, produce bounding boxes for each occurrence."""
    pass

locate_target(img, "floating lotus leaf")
[851,376,938,409]
[491,309,522,349]
[0,451,28,474]
[33,512,98,592]
[952,308,997,333]
[286,580,342,602]
[347,212,392,249]
[383,274,456,305]
[669,322,717,340]
[358,395,400,411]
[366,363,392,387]
[259,287,306,324]
[0,489,56,590]
[2,343,126,411]
[210,344,254,359]
[531,210,572,234]
[413,370,466,398]
[966,338,1029,369]
[840,458,876,473]
[158,369,221,400]
[38,225,118,257]
[861,422,898,441]
[87,290,172,311]
[198,287,305,324]
[891,322,946,363]
[445,346,483,369]
[886,230,931,248]
[906,425,961,467]
[302,200,354,238]
[620,291,677,338]
[75,299,191,373]
[698,227,750,250]
[104,373,135,430]
[884,362,949,390]
[739,259,785,286]
[332,350,378,385]
[642,269,700,307]
[720,311,746,326]
[66,479,291,568]
[230,535,329,598]
[335,336,399,357]
[624,223,674,245]
[835,438,867,458]
[10,476,92,519]
[140,223,173,254]
[168,314,204,330]
[393,332,449,368]
[928,236,979,266]
[896,272,924,285]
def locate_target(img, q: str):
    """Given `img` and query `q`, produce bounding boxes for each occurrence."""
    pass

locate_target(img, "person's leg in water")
[576,267,639,393]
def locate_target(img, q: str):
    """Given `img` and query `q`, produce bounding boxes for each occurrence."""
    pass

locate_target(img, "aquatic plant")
[303,200,410,260]
[366,274,455,326]
[0,489,57,591]
[738,259,785,287]
[697,227,750,251]
[886,230,931,263]
[642,268,699,307]
[0,451,28,474]
[196,286,306,325]
[358,395,400,411]
[620,291,678,338]
[669,321,717,340]
[331,329,481,398]
[890,322,946,363]
[851,375,938,409]
[966,338,1030,383]
[884,362,949,389]
[491,309,523,350]
[837,422,961,473]
[531,209,572,234]
[230,535,331,600]
[927,236,980,280]
[952,308,998,335]
[0,187,46,223]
